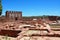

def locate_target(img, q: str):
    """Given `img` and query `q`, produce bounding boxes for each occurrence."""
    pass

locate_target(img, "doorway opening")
[15,17,18,20]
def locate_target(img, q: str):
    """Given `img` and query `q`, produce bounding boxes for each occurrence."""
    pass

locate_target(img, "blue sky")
[2,0,60,16]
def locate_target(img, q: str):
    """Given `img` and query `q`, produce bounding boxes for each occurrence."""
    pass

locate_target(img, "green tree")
[0,0,2,15]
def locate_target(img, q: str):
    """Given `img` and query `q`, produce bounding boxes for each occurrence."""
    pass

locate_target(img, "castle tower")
[0,0,2,15]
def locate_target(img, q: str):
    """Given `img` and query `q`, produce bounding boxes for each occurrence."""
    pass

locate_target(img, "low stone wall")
[0,35,16,40]
[20,36,60,40]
